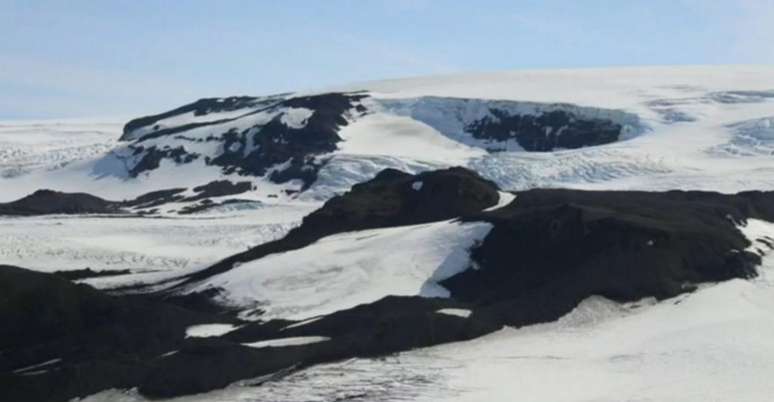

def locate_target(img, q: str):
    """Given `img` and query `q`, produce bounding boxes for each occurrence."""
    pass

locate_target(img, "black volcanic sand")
[2,168,774,401]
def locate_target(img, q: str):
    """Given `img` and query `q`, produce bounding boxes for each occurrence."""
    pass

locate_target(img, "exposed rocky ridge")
[442,189,774,327]
[122,93,369,190]
[121,95,286,142]
[187,180,255,202]
[121,188,187,209]
[466,109,622,151]
[172,167,500,285]
[0,180,255,216]
[53,268,132,281]
[207,93,368,182]
[0,189,123,216]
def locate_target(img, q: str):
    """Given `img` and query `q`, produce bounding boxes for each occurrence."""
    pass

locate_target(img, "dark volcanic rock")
[124,92,368,189]
[0,265,235,402]
[121,96,280,142]
[467,109,622,151]
[0,180,255,217]
[129,145,199,177]
[226,296,496,350]
[141,296,497,399]
[186,180,254,202]
[53,268,132,281]
[300,166,499,238]
[177,199,259,215]
[138,338,304,398]
[0,189,122,216]
[122,188,187,209]
[208,93,367,188]
[442,189,771,327]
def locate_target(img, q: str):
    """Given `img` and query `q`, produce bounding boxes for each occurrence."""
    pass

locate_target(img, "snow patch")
[280,108,314,129]
[336,109,484,165]
[185,323,239,338]
[12,358,62,374]
[281,316,323,331]
[191,220,493,321]
[436,308,472,318]
[243,336,330,348]
[483,191,516,211]
[739,219,774,260]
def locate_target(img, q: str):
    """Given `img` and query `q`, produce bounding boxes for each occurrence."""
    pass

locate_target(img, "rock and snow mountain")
[3,66,774,208]
[2,66,774,402]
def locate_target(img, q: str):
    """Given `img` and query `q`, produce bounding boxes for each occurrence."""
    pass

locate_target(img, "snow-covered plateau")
[2,66,774,402]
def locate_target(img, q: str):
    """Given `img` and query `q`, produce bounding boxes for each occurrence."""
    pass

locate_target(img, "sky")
[1,0,773,119]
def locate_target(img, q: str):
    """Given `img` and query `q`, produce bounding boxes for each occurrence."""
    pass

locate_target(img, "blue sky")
[2,0,773,119]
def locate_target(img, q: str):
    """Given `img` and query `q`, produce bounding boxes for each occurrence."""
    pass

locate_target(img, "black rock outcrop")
[300,166,499,237]
[467,109,623,151]
[442,189,773,327]
[186,180,254,202]
[0,265,235,402]
[124,92,368,188]
[0,190,122,216]
[0,180,256,216]
[121,96,282,142]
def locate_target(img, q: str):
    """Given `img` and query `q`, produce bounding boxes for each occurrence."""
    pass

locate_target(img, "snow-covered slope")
[0,203,312,284]
[190,220,492,321]
[0,119,119,179]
